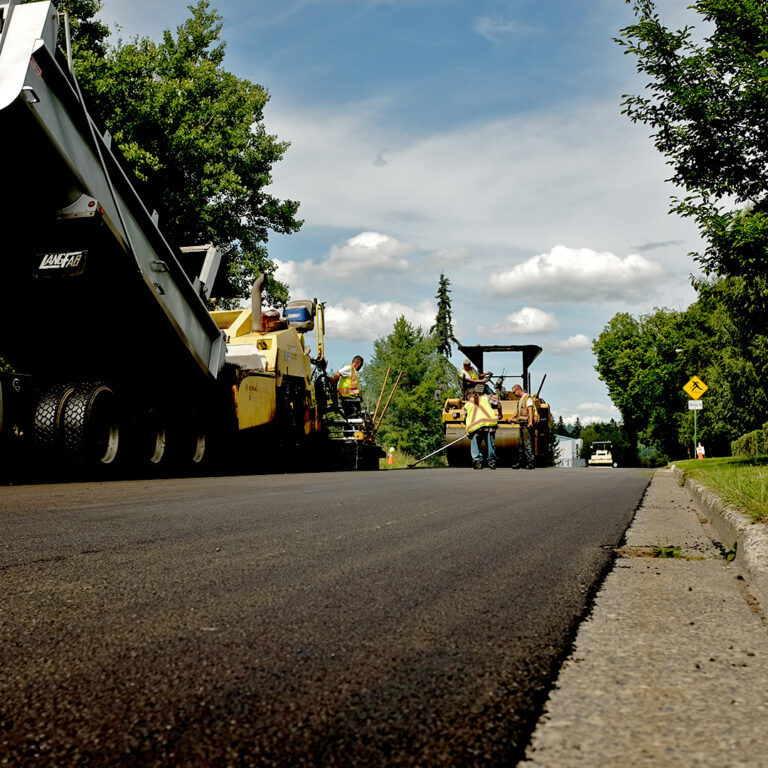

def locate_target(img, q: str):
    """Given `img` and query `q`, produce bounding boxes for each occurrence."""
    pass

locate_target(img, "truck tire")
[61,382,120,465]
[33,384,76,447]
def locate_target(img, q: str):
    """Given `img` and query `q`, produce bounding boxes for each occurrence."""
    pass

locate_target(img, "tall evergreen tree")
[429,273,456,358]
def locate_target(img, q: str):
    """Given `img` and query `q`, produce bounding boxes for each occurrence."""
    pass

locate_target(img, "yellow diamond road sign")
[683,375,708,400]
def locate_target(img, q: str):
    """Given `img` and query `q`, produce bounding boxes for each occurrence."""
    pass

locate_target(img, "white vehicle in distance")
[588,441,618,468]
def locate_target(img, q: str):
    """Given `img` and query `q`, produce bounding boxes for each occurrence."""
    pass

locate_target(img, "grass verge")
[674,456,768,523]
[379,448,448,469]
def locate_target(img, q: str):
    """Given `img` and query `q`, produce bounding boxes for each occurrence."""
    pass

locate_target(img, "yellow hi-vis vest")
[517,392,539,423]
[464,395,498,434]
[338,364,360,397]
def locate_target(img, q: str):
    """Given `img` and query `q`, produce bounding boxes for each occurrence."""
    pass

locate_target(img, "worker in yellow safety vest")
[332,355,364,417]
[464,384,502,469]
[460,358,493,395]
[511,384,538,469]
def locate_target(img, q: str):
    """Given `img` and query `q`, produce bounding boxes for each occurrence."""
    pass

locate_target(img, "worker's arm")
[332,371,341,384]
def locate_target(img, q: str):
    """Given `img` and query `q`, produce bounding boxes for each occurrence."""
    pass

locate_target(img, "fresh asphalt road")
[1,467,650,767]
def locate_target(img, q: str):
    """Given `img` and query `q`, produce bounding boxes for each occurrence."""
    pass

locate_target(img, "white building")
[555,435,584,468]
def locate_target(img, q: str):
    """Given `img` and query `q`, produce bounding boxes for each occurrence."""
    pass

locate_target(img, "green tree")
[56,0,300,306]
[618,0,768,279]
[362,317,459,460]
[556,414,568,436]
[429,273,456,358]
[593,282,767,458]
[579,421,635,465]
[694,276,768,452]
[593,308,694,457]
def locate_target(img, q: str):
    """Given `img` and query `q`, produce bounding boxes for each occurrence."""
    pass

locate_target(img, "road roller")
[442,344,551,467]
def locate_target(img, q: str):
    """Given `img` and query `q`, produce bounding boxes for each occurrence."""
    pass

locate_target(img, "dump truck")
[0,0,381,478]
[442,344,551,467]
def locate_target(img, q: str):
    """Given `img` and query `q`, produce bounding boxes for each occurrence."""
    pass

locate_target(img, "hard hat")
[463,359,472,366]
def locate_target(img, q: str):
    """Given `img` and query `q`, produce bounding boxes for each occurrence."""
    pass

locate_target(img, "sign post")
[683,376,708,455]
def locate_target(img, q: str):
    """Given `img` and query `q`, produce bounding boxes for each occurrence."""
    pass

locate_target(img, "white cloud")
[266,100,701,293]
[486,306,558,336]
[488,245,666,304]
[273,231,411,298]
[324,298,435,342]
[550,333,591,354]
[273,247,437,345]
[556,401,621,426]
[275,232,413,293]
[474,15,518,42]
[325,231,411,280]
[272,258,309,301]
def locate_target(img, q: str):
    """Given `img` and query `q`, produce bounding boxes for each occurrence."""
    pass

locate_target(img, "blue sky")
[100,0,703,424]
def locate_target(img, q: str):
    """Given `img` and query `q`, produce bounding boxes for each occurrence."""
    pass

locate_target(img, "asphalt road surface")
[1,467,650,766]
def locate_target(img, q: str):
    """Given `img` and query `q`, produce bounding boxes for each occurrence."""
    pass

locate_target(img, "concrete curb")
[671,463,768,608]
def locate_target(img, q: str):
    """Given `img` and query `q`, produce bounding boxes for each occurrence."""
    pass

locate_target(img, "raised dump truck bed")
[0,0,225,383]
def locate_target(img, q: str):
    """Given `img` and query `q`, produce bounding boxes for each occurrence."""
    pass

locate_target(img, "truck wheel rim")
[191,432,206,464]
[148,426,167,465]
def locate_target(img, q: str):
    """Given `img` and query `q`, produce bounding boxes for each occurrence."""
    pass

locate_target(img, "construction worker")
[464,384,502,469]
[460,359,493,395]
[333,355,364,418]
[511,383,537,469]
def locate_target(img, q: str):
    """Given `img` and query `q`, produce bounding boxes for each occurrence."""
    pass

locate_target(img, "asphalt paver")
[524,468,768,767]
